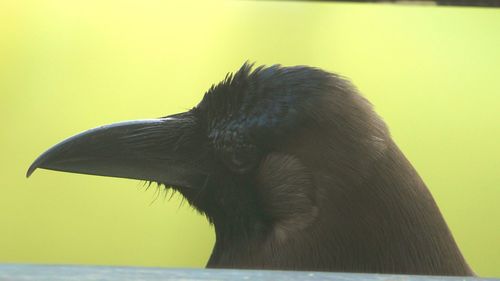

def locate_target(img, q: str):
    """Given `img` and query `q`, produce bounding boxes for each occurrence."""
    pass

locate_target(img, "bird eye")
[222,145,260,174]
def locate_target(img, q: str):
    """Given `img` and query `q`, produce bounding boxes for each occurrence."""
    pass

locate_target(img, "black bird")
[27,63,473,276]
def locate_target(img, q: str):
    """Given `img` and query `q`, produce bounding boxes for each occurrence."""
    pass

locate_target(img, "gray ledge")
[0,264,497,281]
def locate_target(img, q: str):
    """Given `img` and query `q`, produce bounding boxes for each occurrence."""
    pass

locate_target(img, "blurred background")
[0,0,499,277]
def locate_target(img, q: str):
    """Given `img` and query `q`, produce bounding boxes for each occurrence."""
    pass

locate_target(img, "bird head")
[27,62,393,266]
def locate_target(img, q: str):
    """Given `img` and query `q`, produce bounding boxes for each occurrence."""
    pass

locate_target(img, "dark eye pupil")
[222,146,259,174]
[231,152,247,166]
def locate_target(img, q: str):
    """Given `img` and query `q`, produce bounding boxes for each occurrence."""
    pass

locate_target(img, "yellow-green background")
[1,0,499,277]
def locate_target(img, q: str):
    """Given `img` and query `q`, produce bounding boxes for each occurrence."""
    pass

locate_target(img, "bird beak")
[27,112,210,190]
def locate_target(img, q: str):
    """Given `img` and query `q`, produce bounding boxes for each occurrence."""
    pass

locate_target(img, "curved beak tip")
[27,154,46,178]
[26,162,39,178]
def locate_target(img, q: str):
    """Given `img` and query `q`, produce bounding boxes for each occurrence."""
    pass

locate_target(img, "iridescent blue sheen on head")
[196,62,334,152]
